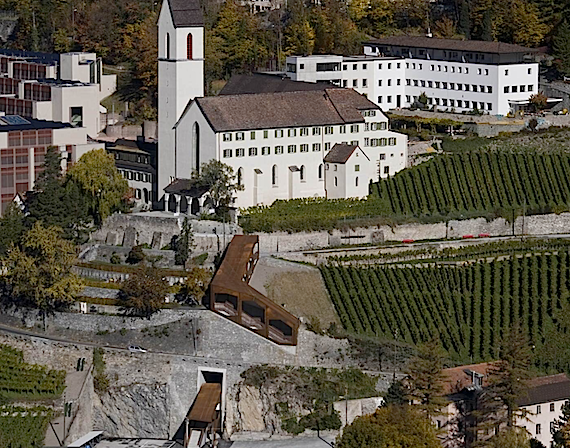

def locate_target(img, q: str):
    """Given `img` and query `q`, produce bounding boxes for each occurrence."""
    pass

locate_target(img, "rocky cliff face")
[93,383,170,438]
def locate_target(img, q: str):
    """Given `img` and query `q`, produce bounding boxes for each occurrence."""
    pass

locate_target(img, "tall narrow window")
[187,33,193,60]
[355,177,359,186]
[318,164,323,180]
[192,122,200,173]
[300,165,305,181]
[166,33,171,59]
[272,165,278,186]
[237,168,243,187]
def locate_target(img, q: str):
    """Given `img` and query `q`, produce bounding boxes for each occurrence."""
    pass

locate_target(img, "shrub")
[126,245,145,265]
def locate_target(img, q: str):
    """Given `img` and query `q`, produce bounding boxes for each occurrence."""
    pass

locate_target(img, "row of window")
[504,85,535,94]
[222,123,387,142]
[224,142,349,158]
[119,170,153,183]
[408,79,494,93]
[418,97,493,111]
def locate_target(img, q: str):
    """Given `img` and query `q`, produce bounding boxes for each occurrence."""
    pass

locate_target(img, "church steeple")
[157,0,204,200]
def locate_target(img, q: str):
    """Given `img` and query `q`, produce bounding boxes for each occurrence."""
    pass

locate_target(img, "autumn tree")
[175,267,212,306]
[3,223,83,324]
[119,265,170,317]
[406,338,449,419]
[67,148,131,226]
[530,92,548,112]
[335,405,441,448]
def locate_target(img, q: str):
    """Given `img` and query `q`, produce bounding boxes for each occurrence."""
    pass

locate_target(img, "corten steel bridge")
[207,235,299,345]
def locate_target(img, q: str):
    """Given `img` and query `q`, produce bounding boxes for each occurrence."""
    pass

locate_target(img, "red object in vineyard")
[402,239,414,244]
[463,235,474,239]
[478,233,490,238]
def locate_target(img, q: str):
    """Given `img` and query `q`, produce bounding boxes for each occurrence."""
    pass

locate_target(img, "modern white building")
[0,49,117,137]
[172,88,406,209]
[286,36,540,116]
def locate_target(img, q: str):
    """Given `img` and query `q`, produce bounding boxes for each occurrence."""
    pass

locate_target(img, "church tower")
[157,0,204,200]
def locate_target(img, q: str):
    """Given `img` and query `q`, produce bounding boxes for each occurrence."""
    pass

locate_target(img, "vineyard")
[0,406,53,447]
[371,151,570,217]
[240,150,570,233]
[0,344,65,400]
[321,250,570,365]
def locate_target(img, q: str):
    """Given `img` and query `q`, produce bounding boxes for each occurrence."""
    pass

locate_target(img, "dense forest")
[1,0,569,119]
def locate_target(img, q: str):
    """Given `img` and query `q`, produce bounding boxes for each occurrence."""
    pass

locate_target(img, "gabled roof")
[442,362,494,395]
[518,374,570,407]
[219,73,334,95]
[167,0,203,28]
[324,143,365,164]
[365,36,537,55]
[192,88,378,133]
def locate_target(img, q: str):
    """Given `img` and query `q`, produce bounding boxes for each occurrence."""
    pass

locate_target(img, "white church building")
[157,0,407,210]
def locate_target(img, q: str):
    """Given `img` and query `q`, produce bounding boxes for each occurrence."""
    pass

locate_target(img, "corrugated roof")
[518,374,570,407]
[194,88,378,132]
[324,143,358,163]
[219,73,333,96]
[365,36,537,55]
[168,0,203,27]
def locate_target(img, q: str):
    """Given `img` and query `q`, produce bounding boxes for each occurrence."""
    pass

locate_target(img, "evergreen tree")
[174,218,196,266]
[479,324,533,434]
[406,338,448,419]
[552,401,570,448]
[383,380,408,407]
[0,203,24,256]
[458,0,471,38]
[26,146,90,242]
[481,9,492,41]
[554,21,570,77]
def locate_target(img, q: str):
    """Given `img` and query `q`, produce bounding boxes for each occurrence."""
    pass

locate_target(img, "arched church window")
[272,165,278,186]
[237,167,243,186]
[166,33,171,59]
[187,33,193,60]
[192,122,200,173]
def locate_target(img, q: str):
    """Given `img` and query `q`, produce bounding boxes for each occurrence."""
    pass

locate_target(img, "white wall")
[51,84,101,138]
[292,51,539,116]
[158,0,205,196]
[176,105,407,208]
[520,400,568,447]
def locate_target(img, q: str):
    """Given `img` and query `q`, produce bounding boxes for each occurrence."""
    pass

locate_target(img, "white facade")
[519,400,567,447]
[59,52,117,101]
[176,102,407,208]
[324,146,372,200]
[286,45,539,116]
[157,0,205,196]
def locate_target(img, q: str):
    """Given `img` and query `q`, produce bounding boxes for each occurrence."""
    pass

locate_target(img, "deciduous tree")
[554,21,570,77]
[119,265,169,317]
[197,160,243,217]
[335,405,441,448]
[0,203,24,257]
[67,148,131,225]
[3,223,83,317]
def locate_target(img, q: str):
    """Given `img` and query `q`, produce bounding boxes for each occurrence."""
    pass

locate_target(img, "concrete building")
[0,49,116,137]
[172,87,406,210]
[0,115,99,215]
[324,143,375,200]
[286,36,540,116]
